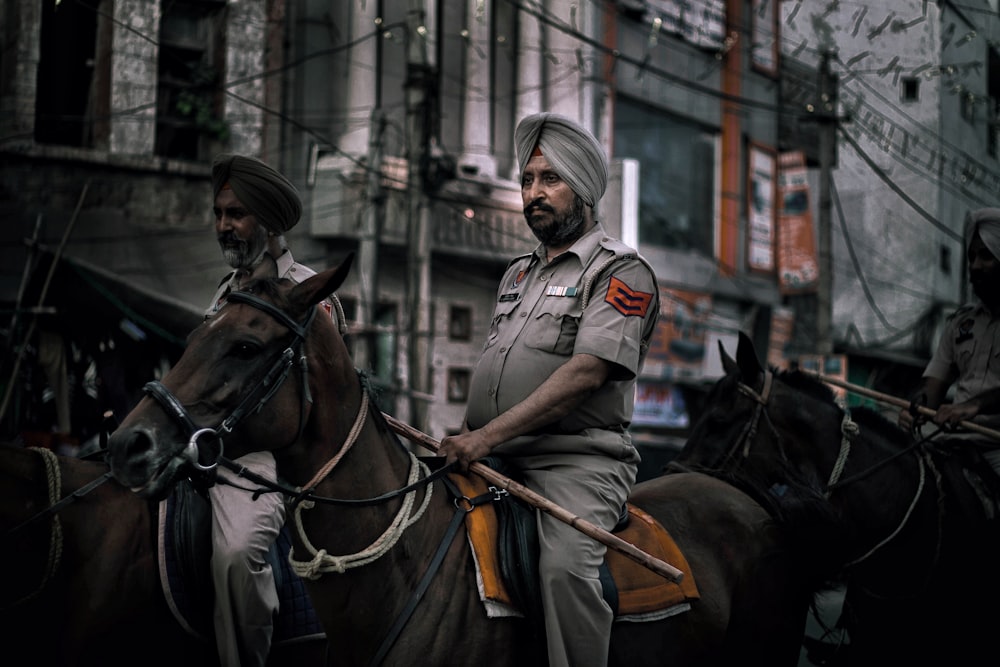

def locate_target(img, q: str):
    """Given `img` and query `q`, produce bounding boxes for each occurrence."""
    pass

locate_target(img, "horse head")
[680,331,849,491]
[107,254,355,499]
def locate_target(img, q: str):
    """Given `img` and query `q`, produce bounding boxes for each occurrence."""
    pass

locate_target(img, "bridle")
[142,290,318,474]
[734,369,942,569]
[138,290,452,507]
[721,370,784,467]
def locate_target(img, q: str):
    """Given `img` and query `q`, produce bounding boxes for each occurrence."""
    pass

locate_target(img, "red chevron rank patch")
[605,276,653,317]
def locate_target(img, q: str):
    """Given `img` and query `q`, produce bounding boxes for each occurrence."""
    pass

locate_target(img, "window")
[901,77,919,103]
[447,368,470,403]
[156,0,226,160]
[35,0,101,147]
[448,305,472,341]
[614,97,718,255]
[940,244,951,276]
[960,92,976,124]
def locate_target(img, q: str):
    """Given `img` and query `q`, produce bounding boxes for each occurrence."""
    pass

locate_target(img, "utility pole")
[816,50,836,356]
[355,108,386,373]
[405,1,433,430]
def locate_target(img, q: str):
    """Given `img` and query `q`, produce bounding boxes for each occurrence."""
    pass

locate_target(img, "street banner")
[748,145,777,272]
[645,287,712,382]
[777,151,820,294]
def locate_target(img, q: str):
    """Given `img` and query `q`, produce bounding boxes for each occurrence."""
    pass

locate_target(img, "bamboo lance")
[381,412,685,583]
[802,370,1000,443]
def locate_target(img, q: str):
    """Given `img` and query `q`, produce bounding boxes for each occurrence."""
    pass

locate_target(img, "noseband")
[143,290,318,472]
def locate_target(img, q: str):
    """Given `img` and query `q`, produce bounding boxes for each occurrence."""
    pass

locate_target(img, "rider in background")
[205,153,340,666]
[898,208,1000,478]
[439,113,660,667]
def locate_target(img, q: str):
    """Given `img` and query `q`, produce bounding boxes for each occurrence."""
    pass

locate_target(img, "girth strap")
[369,475,487,667]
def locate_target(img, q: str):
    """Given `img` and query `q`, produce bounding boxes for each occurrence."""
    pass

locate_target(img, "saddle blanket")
[449,473,700,622]
[157,486,325,646]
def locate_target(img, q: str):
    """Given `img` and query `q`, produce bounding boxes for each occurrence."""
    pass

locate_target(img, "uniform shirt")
[465,222,659,438]
[924,301,1000,439]
[206,248,343,329]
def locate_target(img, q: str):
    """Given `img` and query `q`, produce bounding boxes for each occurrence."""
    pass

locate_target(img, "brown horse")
[106,255,835,666]
[676,331,1000,666]
[0,444,326,667]
[0,443,217,667]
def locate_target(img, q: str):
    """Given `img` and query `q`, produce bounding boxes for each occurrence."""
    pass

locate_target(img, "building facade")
[780,0,1000,400]
[3,0,804,469]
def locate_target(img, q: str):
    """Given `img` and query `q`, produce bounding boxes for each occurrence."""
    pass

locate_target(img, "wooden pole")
[381,412,685,583]
[802,370,1000,442]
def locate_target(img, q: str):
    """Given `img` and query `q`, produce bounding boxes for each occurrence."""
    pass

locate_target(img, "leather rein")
[143,290,318,476]
[141,289,452,505]
[734,370,941,568]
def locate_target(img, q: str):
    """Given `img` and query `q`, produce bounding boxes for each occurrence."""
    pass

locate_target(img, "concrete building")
[278,0,785,472]
[2,0,807,471]
[779,0,1000,400]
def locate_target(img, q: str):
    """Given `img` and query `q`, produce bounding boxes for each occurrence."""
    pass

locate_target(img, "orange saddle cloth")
[448,473,700,619]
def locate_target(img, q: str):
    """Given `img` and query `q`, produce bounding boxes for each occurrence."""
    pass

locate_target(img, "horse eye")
[231,341,261,359]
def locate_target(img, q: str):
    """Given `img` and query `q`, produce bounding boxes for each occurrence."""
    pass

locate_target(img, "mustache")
[218,230,247,246]
[524,199,555,217]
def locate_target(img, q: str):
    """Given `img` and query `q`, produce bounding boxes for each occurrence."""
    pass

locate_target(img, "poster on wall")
[747,145,776,272]
[645,287,713,382]
[777,151,820,294]
[633,382,690,428]
[751,0,778,75]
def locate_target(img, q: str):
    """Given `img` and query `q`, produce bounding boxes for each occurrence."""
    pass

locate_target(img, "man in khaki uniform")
[205,153,340,666]
[440,113,660,667]
[898,208,1000,474]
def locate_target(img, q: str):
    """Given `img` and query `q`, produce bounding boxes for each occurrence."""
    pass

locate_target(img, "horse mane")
[779,369,909,448]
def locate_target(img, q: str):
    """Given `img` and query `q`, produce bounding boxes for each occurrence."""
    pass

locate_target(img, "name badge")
[499,293,519,302]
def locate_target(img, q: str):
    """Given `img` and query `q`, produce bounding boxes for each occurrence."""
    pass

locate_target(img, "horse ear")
[719,339,737,375]
[292,252,355,307]
[735,331,764,380]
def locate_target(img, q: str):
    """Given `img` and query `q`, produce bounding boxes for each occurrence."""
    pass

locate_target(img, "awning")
[17,250,203,348]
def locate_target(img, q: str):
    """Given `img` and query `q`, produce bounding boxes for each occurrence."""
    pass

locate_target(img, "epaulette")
[594,236,657,286]
[504,251,533,272]
[597,236,640,261]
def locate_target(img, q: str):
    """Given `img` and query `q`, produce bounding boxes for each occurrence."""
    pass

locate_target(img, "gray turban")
[967,207,1000,260]
[514,113,608,207]
[212,154,302,234]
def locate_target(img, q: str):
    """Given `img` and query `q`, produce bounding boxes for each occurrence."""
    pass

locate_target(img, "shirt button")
[499,347,507,353]
[488,388,496,396]
[520,312,527,318]
[540,275,547,281]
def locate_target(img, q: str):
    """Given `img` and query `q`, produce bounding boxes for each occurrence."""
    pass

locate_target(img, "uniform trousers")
[512,447,637,667]
[208,450,286,667]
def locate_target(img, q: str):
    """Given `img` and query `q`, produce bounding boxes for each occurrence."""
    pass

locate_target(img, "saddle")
[157,480,324,644]
[448,458,700,623]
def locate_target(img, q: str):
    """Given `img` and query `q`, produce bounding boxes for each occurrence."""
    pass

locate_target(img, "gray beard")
[527,196,587,247]
[219,226,268,270]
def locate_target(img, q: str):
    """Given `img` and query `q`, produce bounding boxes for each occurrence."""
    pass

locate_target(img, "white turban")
[967,208,1000,260]
[514,113,608,207]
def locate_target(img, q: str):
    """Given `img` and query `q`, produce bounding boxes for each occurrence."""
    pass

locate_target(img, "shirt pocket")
[524,297,582,355]
[955,338,976,375]
[484,299,520,349]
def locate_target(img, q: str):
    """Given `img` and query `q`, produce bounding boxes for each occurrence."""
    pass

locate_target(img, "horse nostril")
[108,427,154,475]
